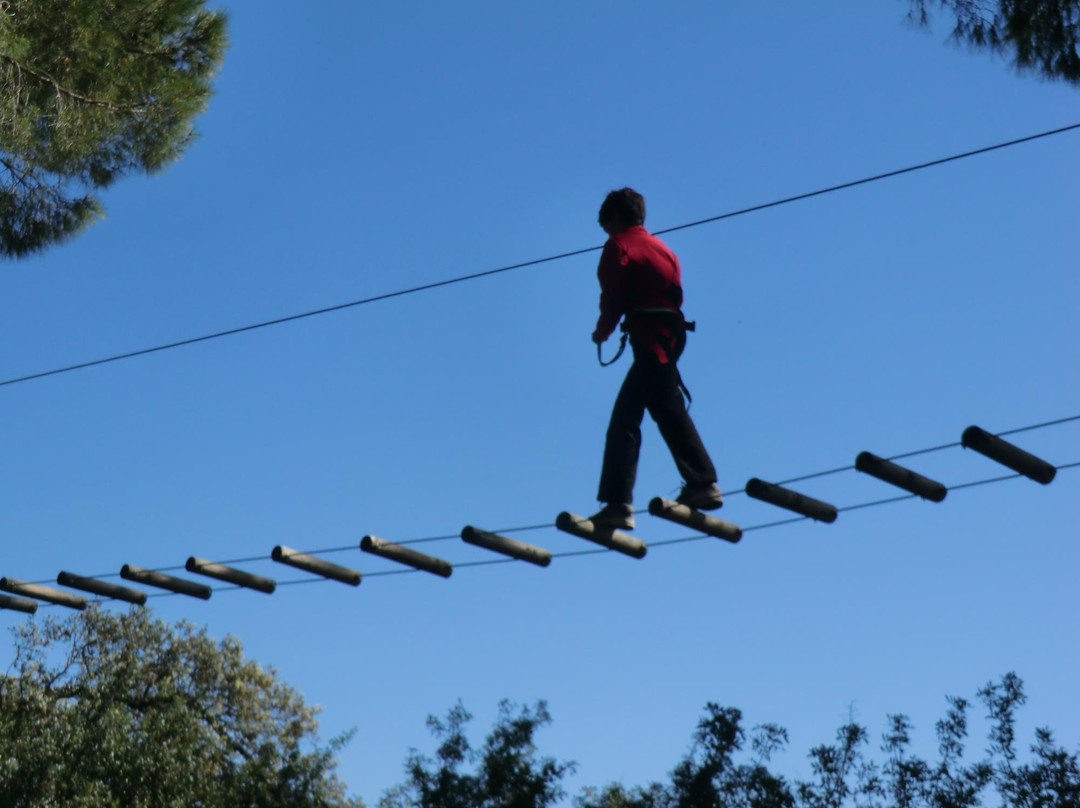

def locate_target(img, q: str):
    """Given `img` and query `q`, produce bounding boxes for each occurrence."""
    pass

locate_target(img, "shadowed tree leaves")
[1008,728,1080,807]
[797,722,878,808]
[664,705,794,808]
[905,0,1080,83]
[0,0,227,258]
[0,607,362,808]
[378,700,575,808]
[930,696,994,808]
[396,675,1079,808]
[881,714,930,808]
[575,708,795,808]
[977,673,1080,807]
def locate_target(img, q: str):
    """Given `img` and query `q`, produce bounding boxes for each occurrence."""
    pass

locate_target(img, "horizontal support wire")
[998,414,1080,437]
[837,493,917,513]
[28,460,1076,609]
[21,417,1078,591]
[948,472,1022,491]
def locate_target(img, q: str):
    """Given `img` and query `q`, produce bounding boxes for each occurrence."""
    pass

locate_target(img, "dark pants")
[597,339,717,505]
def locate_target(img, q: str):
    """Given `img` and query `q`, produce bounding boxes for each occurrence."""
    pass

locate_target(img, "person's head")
[598,187,645,235]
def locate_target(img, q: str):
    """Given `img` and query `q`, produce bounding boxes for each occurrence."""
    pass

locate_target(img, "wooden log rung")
[554,512,647,559]
[186,557,276,594]
[461,526,552,567]
[57,571,147,605]
[271,545,361,586]
[745,478,838,523]
[361,536,453,578]
[961,425,1056,484]
[121,565,212,600]
[0,577,87,610]
[647,498,742,543]
[0,592,37,614]
[855,452,947,502]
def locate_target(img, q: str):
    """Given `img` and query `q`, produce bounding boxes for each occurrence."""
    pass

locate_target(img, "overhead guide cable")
[2,122,1077,391]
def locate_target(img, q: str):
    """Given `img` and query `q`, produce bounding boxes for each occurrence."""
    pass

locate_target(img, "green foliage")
[397,675,1079,808]
[576,706,794,808]
[906,0,1080,84]
[378,700,575,808]
[0,0,227,258]
[0,606,362,807]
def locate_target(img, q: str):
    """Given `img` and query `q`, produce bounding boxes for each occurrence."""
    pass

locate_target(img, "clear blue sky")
[1,0,1077,803]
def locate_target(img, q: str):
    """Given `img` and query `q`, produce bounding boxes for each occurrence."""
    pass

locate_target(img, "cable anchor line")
[2,123,1077,391]
[1,416,1074,614]
[651,122,1080,237]
[2,461,1075,615]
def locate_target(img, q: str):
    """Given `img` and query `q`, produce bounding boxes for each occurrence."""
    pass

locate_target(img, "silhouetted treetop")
[906,0,1080,84]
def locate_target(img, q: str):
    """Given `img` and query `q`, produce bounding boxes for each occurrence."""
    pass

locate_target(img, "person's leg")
[643,360,717,487]
[596,360,649,505]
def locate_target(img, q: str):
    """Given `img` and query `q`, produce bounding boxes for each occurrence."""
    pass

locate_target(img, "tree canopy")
[0,0,227,258]
[384,675,1079,808]
[2,606,1076,808]
[0,607,362,807]
[906,0,1080,84]
[378,700,575,808]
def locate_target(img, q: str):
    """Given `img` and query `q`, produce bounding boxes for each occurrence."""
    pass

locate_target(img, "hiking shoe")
[587,503,635,530]
[676,482,723,511]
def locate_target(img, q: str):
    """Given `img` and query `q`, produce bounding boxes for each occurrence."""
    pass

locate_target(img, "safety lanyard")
[597,332,629,367]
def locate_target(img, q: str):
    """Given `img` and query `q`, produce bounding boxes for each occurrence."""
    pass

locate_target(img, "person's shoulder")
[613,225,650,245]
[632,227,674,253]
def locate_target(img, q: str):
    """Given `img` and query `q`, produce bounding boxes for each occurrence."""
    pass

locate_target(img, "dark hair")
[598,187,646,228]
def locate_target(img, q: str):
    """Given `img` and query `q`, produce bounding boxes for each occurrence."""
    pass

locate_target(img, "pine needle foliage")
[0,0,227,258]
[906,0,1080,84]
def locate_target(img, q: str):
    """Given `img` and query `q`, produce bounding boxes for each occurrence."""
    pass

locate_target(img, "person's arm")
[592,241,626,343]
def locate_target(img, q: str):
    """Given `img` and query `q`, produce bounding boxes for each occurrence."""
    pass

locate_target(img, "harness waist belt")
[621,307,695,332]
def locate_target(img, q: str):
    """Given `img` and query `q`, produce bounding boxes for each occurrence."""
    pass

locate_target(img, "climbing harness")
[597,308,696,367]
[596,309,697,405]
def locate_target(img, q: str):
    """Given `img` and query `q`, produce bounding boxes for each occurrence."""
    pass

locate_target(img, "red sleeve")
[594,240,626,341]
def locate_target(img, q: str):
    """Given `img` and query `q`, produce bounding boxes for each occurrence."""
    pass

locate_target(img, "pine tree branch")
[0,53,149,114]
[0,153,34,191]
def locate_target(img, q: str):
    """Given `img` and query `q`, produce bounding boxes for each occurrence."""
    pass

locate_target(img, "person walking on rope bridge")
[589,188,722,530]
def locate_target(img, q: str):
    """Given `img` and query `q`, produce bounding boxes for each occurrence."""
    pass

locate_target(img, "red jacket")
[594,226,684,363]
